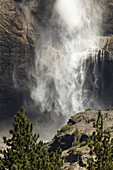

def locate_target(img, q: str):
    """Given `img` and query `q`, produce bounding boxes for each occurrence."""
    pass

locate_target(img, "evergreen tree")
[0,106,63,170]
[87,111,113,170]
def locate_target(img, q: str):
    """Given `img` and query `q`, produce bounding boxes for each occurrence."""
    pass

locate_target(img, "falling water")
[30,0,103,114]
[14,0,107,140]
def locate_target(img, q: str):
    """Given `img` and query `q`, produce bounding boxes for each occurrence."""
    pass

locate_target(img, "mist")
[30,0,103,113]
[12,0,106,141]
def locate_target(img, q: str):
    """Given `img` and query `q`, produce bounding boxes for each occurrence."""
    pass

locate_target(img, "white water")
[12,0,105,140]
[30,0,103,118]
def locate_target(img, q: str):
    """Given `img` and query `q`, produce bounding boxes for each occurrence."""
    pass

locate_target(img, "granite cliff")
[0,0,56,122]
[0,0,33,121]
[1,0,113,121]
[1,1,113,169]
[46,109,113,169]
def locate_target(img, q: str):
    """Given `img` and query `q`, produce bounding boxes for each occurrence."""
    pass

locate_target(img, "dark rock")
[66,152,81,163]
[80,134,88,143]
[48,134,74,152]
[0,0,34,121]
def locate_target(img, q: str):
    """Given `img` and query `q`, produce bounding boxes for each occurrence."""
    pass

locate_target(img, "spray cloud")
[30,0,103,115]
[13,0,105,140]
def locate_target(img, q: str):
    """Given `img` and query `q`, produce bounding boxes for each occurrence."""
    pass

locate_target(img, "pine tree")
[0,106,63,170]
[87,111,113,170]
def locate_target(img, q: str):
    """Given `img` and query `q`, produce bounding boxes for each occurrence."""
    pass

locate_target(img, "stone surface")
[0,0,56,122]
[103,0,113,35]
[0,0,113,121]
[0,0,34,121]
[1,0,113,169]
[46,109,113,169]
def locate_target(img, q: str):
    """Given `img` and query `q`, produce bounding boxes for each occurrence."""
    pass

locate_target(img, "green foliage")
[11,164,18,170]
[106,105,113,111]
[60,125,71,132]
[110,126,113,130]
[68,147,76,154]
[68,147,83,156]
[73,141,80,147]
[80,141,87,147]
[73,128,80,144]
[85,108,92,111]
[0,106,63,170]
[88,117,96,123]
[57,123,72,135]
[68,147,85,167]
[76,150,83,156]
[61,142,65,145]
[86,110,113,170]
[73,128,79,136]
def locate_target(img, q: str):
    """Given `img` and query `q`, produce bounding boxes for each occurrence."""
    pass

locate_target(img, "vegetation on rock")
[0,106,63,170]
[1,106,113,170]
[57,123,72,135]
[106,105,113,111]
[87,110,113,170]
[85,108,92,111]
[88,117,96,123]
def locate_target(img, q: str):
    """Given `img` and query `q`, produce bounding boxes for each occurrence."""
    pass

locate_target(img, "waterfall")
[29,0,103,114]
[14,0,107,140]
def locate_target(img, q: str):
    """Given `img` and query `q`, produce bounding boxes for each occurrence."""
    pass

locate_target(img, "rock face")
[1,0,113,166]
[47,109,113,170]
[0,0,34,121]
[79,0,113,111]
[0,0,113,118]
[0,0,57,122]
[103,0,113,35]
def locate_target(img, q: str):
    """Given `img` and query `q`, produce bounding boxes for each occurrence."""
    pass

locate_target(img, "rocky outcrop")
[47,109,113,170]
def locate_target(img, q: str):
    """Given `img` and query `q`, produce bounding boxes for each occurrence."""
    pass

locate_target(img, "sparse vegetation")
[86,110,113,169]
[60,125,71,132]
[73,128,80,144]
[80,141,87,147]
[106,105,113,111]
[57,123,72,135]
[110,126,113,129]
[68,147,83,156]
[85,108,92,111]
[61,142,65,145]
[73,141,80,147]
[88,117,96,123]
[76,150,83,156]
[68,147,76,154]
[68,147,85,167]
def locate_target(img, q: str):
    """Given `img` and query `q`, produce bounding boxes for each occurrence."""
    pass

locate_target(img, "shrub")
[57,124,72,135]
[88,117,96,123]
[73,128,80,144]
[68,147,76,154]
[106,105,113,111]
[80,141,87,147]
[60,125,71,132]
[85,108,92,111]
[73,141,80,147]
[76,150,83,156]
